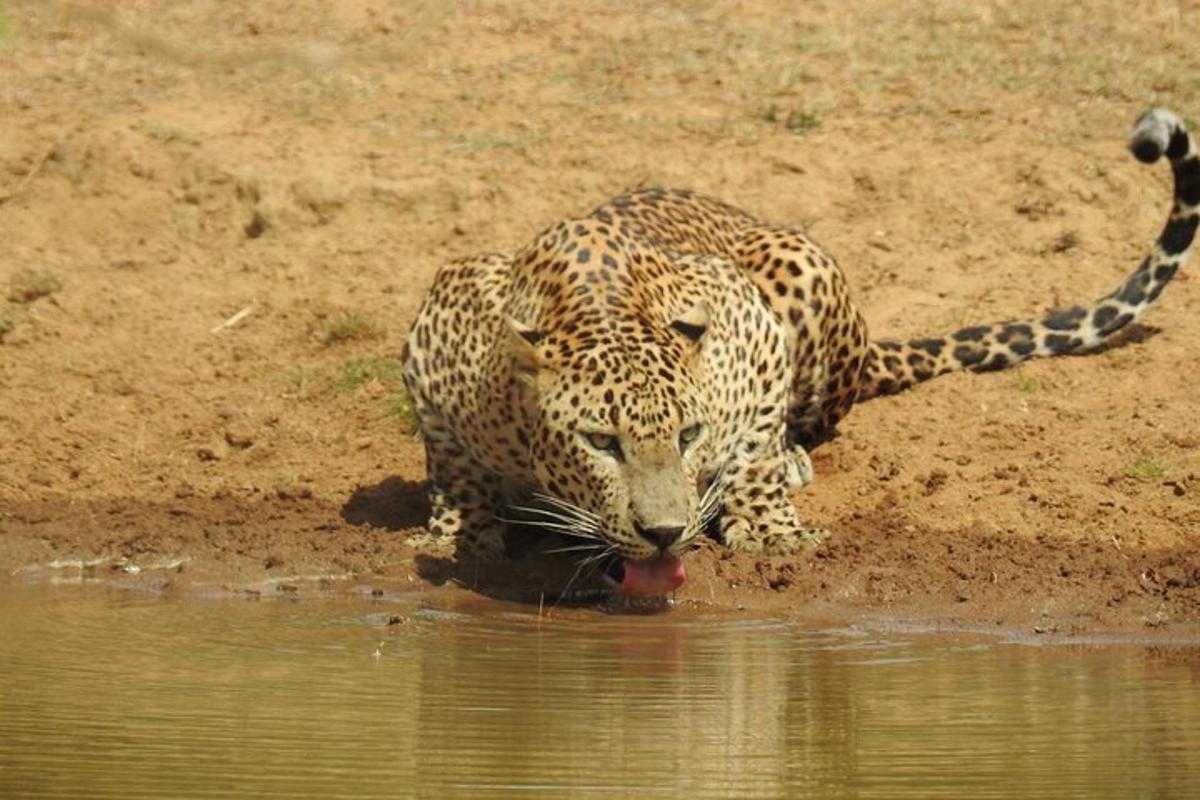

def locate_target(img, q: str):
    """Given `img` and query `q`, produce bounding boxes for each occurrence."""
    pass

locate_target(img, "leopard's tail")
[859,108,1199,400]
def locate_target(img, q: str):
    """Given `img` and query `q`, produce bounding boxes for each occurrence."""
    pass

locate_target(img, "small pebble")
[224,427,256,449]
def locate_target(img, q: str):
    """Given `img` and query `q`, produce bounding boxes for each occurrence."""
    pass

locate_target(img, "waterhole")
[0,584,1196,798]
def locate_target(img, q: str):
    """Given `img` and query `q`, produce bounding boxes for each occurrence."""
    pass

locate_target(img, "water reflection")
[0,586,1196,799]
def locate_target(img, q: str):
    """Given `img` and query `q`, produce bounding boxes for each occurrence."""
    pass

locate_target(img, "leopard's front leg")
[718,448,828,556]
[412,432,507,562]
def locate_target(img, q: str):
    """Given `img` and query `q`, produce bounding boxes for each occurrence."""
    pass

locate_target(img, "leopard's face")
[509,307,714,567]
[530,371,709,562]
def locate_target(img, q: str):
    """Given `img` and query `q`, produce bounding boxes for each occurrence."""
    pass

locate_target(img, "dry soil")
[2,1,1199,640]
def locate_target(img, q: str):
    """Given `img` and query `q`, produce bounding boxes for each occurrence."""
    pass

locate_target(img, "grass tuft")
[1124,457,1166,480]
[335,356,405,393]
[1014,375,1044,394]
[784,109,820,134]
[453,130,547,153]
[386,391,418,432]
[334,357,417,431]
[283,367,321,395]
[322,312,384,346]
[756,103,820,135]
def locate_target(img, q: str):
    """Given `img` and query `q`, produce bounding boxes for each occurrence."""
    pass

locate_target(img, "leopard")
[401,108,1198,600]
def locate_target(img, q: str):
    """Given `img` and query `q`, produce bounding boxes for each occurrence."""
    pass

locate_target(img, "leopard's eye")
[583,432,624,461]
[679,423,703,451]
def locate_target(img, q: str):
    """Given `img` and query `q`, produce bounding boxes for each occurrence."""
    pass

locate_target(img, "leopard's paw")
[405,530,457,557]
[786,445,815,489]
[760,525,829,556]
[721,514,829,556]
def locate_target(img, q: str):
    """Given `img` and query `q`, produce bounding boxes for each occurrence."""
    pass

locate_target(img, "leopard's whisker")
[502,518,602,541]
[544,542,607,555]
[574,554,611,592]
[495,516,600,538]
[578,547,616,568]
[506,499,604,540]
[698,469,725,513]
[556,562,590,606]
[554,544,617,607]
[504,503,595,528]
[698,484,723,527]
[531,492,602,524]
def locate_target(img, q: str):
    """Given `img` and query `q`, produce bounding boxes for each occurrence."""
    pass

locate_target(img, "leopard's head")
[507,302,714,597]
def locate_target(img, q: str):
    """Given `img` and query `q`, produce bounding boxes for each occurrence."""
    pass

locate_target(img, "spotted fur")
[402,109,1197,570]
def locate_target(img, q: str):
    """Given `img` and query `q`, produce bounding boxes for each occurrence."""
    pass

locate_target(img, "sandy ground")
[2,0,1199,639]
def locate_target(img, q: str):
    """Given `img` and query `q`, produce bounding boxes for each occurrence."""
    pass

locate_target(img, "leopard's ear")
[506,317,547,386]
[668,302,710,350]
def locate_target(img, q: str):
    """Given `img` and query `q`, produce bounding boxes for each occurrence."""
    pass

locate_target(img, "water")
[0,584,1196,799]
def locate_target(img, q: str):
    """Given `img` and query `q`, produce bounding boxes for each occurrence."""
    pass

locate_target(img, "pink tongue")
[618,555,687,598]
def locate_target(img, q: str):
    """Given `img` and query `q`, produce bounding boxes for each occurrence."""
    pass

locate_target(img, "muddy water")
[0,585,1197,799]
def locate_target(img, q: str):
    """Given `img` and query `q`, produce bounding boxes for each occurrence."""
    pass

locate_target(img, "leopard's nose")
[634,522,684,551]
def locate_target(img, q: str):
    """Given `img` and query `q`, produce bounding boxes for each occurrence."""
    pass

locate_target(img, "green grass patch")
[335,356,405,393]
[755,103,820,135]
[283,367,321,395]
[333,357,417,431]
[322,312,384,346]
[1124,457,1167,480]
[784,109,820,134]
[452,131,546,153]
[386,391,418,432]
[1014,375,1044,394]
[0,314,13,342]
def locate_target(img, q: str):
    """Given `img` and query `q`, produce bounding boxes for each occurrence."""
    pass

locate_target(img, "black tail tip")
[1131,138,1163,164]
[1130,108,1188,164]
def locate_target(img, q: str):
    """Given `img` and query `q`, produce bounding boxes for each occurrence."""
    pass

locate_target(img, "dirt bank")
[1,1,1198,639]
